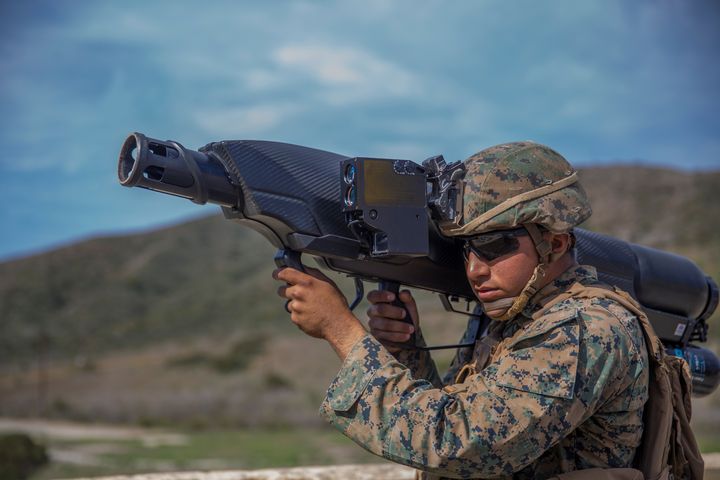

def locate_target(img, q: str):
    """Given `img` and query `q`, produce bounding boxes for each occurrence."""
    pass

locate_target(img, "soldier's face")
[464,235,538,316]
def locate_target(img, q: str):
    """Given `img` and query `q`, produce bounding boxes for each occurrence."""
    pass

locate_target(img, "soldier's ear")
[549,233,572,259]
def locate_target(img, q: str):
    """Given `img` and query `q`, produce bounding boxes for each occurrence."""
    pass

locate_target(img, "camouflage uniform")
[319,142,649,478]
[320,264,648,479]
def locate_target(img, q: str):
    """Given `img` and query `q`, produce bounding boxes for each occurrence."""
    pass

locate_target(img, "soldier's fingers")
[283,285,305,302]
[399,290,419,327]
[303,266,333,284]
[366,290,396,304]
[276,285,288,298]
[288,300,304,314]
[373,330,413,344]
[366,303,407,320]
[368,316,414,334]
[275,267,311,286]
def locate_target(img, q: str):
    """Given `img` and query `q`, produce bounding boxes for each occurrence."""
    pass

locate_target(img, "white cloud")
[275,45,362,84]
[271,44,421,104]
[244,69,287,91]
[194,104,301,137]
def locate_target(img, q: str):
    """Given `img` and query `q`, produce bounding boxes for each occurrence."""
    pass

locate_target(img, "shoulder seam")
[583,297,643,361]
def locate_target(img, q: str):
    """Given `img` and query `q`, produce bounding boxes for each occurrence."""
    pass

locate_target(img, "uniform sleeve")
[392,328,443,389]
[441,314,485,386]
[395,312,483,389]
[319,306,636,478]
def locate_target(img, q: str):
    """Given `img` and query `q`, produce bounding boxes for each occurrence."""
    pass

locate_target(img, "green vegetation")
[263,372,294,389]
[0,433,49,480]
[12,422,720,480]
[29,427,379,480]
[166,335,268,373]
[699,434,720,454]
[0,216,281,364]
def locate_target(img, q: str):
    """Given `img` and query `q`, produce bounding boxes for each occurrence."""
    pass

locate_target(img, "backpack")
[554,283,705,480]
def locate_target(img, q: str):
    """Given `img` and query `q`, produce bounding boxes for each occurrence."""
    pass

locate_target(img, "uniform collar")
[521,263,598,318]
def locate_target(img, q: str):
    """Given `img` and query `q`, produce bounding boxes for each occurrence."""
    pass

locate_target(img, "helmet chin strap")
[484,263,548,321]
[481,297,516,312]
[482,224,554,321]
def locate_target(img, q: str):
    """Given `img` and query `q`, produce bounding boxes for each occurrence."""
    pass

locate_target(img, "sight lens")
[345,164,356,184]
[345,185,357,207]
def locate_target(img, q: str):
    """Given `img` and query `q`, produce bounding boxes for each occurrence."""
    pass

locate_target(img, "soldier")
[273,142,649,479]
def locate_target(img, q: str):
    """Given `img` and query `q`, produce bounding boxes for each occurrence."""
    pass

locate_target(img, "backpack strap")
[550,283,665,364]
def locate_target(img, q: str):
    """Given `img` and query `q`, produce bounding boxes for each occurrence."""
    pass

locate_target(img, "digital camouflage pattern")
[442,142,593,236]
[320,265,649,479]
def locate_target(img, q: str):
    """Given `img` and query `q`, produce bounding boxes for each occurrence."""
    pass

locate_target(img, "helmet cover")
[442,141,592,237]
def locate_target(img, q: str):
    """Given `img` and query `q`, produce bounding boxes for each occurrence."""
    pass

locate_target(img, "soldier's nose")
[466,252,491,280]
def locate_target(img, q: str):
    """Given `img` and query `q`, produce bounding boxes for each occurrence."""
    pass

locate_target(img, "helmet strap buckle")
[524,223,552,263]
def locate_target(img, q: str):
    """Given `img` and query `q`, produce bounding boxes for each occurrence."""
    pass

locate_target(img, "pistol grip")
[274,249,305,272]
[275,249,306,313]
[379,280,417,348]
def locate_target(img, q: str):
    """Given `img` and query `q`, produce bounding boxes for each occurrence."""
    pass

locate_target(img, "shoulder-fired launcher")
[118,132,719,396]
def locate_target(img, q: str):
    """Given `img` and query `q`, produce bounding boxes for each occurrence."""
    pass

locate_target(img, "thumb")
[303,266,333,284]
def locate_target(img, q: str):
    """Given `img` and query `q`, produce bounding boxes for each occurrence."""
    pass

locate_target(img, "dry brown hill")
[0,164,718,428]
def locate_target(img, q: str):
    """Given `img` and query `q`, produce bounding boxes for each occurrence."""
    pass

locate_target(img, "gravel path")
[0,418,186,445]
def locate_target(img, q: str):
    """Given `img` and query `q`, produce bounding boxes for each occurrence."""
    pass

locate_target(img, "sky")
[1,0,719,261]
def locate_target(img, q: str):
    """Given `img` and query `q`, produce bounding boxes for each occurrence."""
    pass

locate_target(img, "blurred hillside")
[578,166,720,277]
[0,216,279,364]
[0,165,718,428]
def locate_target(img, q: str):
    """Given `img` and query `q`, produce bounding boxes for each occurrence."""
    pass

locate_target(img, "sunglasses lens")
[463,230,524,261]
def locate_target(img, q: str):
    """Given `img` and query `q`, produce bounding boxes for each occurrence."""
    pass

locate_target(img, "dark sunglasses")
[462,227,529,262]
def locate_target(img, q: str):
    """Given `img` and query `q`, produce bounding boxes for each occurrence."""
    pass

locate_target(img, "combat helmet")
[442,141,592,320]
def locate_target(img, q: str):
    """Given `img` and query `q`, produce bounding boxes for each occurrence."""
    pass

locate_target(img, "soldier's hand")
[366,289,419,353]
[273,266,366,360]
